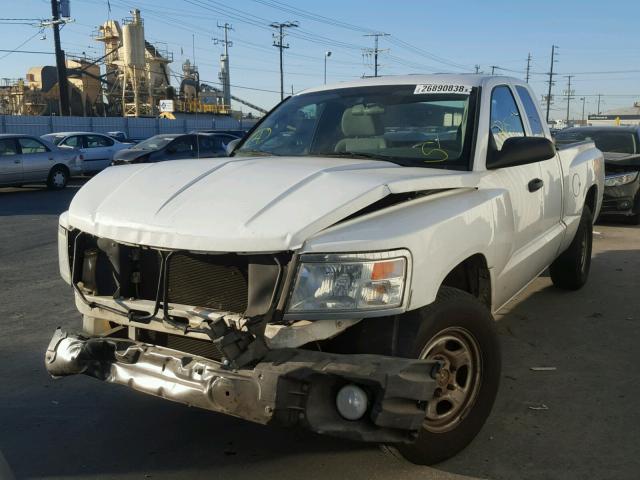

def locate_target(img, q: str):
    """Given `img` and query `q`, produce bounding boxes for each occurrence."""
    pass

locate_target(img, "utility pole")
[564,75,574,124]
[580,97,586,123]
[50,0,70,116]
[271,21,298,100]
[474,64,480,74]
[490,65,498,75]
[215,22,233,108]
[363,32,389,77]
[525,53,532,83]
[597,94,602,114]
[545,45,558,124]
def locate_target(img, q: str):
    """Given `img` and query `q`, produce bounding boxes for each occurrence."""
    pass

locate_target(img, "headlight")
[58,225,71,285]
[287,250,409,313]
[604,172,638,187]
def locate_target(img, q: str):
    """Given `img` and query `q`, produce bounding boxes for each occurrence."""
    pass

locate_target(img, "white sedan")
[41,132,129,174]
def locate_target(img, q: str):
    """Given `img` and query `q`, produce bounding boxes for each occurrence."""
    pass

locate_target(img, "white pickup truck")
[46,74,603,465]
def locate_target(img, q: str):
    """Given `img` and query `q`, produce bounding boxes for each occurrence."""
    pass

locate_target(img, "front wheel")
[550,205,593,290]
[391,287,501,465]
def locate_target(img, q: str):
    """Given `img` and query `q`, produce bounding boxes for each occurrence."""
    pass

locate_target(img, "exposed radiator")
[166,252,248,314]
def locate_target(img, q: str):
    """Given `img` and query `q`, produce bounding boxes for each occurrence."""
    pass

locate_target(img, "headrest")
[341,105,379,137]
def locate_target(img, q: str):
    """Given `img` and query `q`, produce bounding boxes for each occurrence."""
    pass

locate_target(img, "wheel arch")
[439,253,492,310]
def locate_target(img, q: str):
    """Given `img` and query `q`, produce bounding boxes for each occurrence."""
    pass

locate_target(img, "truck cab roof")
[299,74,523,95]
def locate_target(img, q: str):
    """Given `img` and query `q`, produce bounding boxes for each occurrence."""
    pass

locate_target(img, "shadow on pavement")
[0,182,84,217]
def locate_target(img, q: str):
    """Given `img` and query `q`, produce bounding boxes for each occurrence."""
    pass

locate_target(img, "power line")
[0,30,47,60]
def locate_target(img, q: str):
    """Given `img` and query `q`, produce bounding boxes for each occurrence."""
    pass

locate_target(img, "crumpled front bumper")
[45,328,438,443]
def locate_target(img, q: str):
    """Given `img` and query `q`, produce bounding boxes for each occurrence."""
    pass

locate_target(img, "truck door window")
[18,138,49,154]
[0,139,18,156]
[490,86,525,150]
[515,86,545,136]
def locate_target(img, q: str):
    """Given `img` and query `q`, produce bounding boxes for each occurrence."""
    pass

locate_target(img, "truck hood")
[67,157,482,252]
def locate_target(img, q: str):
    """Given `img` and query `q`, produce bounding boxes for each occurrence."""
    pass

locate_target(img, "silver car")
[0,134,80,189]
[41,131,129,174]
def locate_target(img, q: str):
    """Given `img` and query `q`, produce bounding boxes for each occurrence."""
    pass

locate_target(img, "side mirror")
[226,138,241,156]
[487,136,556,169]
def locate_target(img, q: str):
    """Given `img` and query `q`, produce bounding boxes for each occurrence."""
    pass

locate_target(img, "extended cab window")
[516,86,545,136]
[235,84,477,170]
[490,86,525,150]
[18,138,48,154]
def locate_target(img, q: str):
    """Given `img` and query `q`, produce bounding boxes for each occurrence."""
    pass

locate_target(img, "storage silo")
[122,9,145,68]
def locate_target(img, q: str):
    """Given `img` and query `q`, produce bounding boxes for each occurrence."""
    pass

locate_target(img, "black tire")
[550,205,593,290]
[391,287,501,465]
[46,165,69,190]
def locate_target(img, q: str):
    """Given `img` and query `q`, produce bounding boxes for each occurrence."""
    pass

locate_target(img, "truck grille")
[166,252,248,314]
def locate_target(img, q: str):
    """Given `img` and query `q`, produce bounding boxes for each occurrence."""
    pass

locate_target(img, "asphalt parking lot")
[0,181,638,480]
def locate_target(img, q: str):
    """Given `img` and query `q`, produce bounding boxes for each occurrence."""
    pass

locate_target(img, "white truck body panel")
[62,73,603,316]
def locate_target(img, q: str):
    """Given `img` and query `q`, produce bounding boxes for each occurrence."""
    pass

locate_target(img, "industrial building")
[0,8,265,119]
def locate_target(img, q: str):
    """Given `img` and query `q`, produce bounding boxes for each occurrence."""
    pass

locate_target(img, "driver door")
[483,85,548,308]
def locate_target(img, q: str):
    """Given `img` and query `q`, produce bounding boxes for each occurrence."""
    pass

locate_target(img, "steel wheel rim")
[52,171,66,188]
[420,326,482,433]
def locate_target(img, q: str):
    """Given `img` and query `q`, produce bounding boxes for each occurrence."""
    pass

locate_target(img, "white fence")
[0,115,257,139]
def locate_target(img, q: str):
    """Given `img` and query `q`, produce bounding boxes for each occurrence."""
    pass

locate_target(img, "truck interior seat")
[334,106,386,152]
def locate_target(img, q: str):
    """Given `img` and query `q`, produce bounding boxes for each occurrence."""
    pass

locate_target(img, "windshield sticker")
[414,84,472,95]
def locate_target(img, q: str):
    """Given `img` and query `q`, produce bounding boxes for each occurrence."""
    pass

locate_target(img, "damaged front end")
[48,228,436,442]
[46,329,438,442]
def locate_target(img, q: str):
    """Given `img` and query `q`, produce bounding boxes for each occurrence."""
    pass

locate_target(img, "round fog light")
[336,384,368,420]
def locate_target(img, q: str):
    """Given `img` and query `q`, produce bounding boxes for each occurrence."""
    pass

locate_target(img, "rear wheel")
[47,165,68,190]
[390,287,501,465]
[550,205,593,290]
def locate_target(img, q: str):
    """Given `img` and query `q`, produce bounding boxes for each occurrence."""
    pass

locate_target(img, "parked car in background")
[41,132,129,174]
[555,126,640,223]
[0,134,79,189]
[112,132,229,165]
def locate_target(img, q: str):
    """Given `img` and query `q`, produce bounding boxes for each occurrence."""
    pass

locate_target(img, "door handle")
[528,178,544,192]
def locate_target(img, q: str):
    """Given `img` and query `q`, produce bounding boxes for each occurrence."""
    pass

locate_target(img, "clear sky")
[1,0,639,120]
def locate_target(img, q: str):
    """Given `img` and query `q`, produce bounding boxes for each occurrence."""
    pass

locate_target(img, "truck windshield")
[235,85,477,170]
